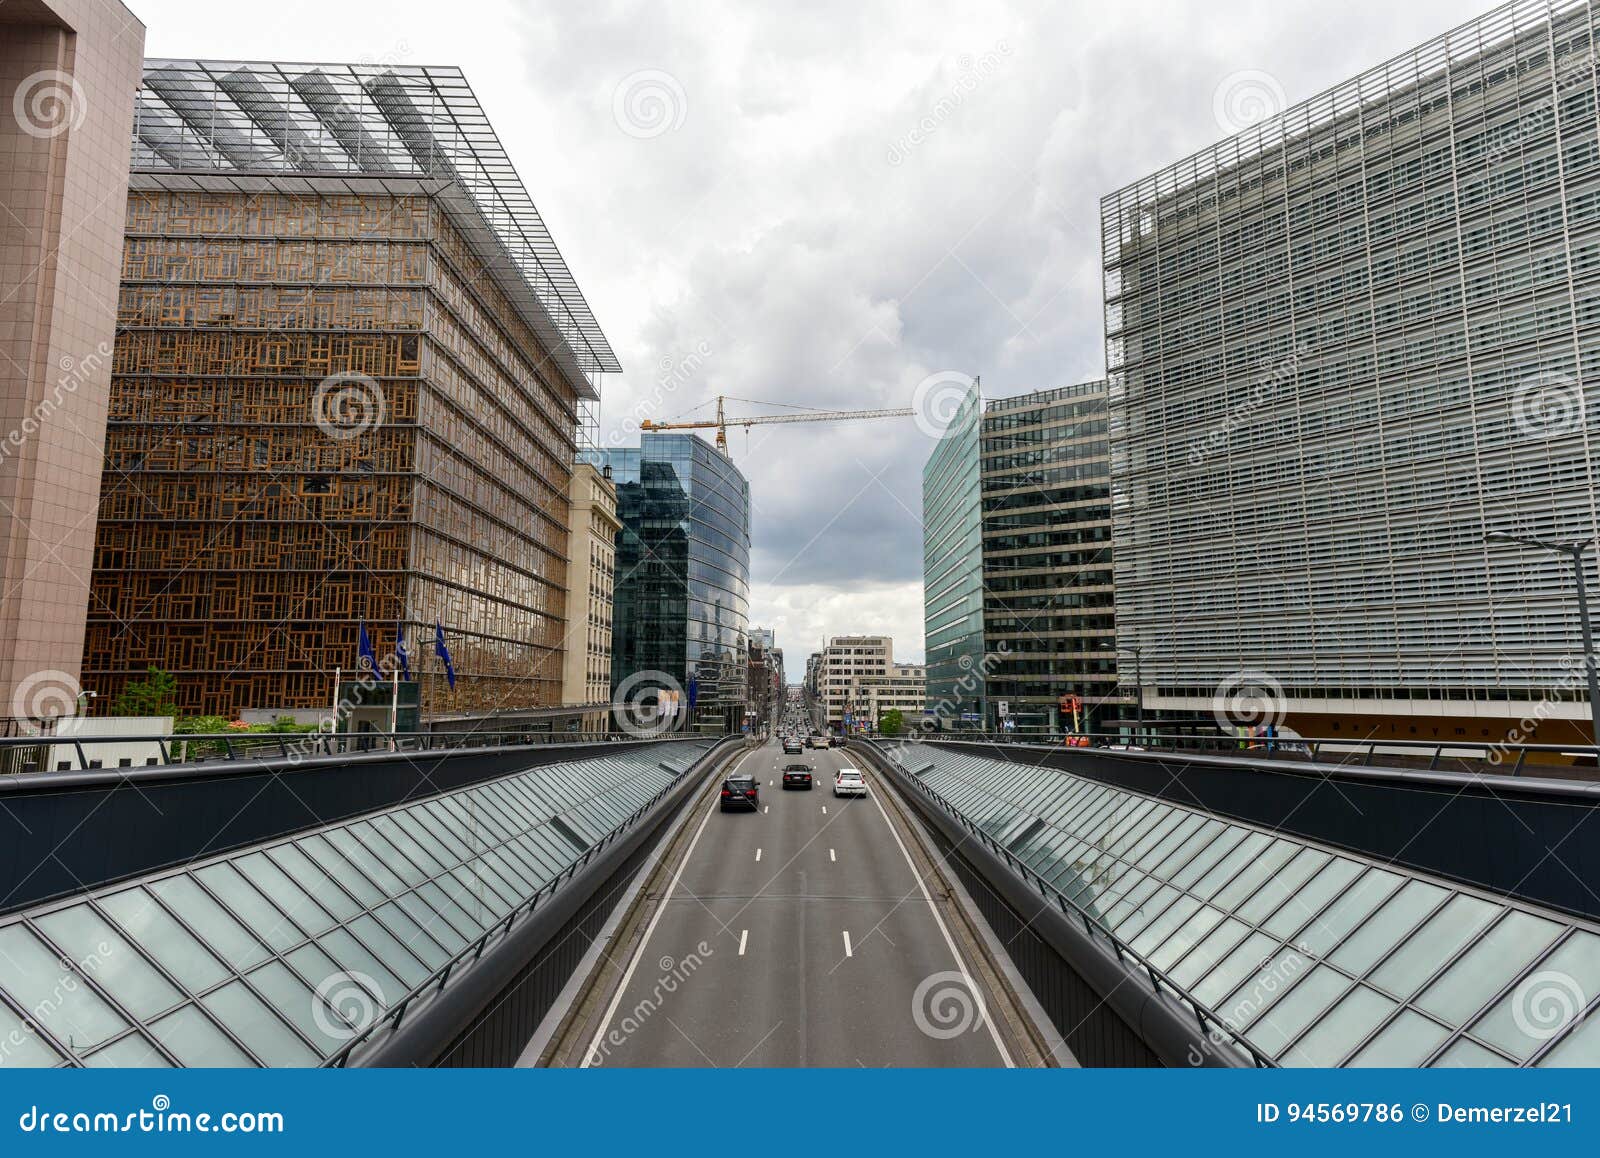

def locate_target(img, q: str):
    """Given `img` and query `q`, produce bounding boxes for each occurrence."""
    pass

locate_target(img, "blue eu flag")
[396,622,412,682]
[358,622,378,673]
[434,621,456,690]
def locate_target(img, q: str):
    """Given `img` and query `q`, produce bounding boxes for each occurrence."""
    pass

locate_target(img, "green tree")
[112,666,179,718]
[878,708,904,736]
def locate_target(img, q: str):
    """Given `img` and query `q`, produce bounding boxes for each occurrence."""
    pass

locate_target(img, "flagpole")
[390,664,400,750]
[332,666,342,754]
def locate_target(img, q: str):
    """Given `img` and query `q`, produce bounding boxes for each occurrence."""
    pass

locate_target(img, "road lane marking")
[738,929,749,956]
[580,747,746,1067]
[869,786,1015,1067]
[830,849,836,862]
[821,806,828,814]
[764,805,770,814]
[842,930,853,957]
[755,848,762,862]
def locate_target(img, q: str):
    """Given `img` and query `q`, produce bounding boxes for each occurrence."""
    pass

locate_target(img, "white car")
[833,768,867,798]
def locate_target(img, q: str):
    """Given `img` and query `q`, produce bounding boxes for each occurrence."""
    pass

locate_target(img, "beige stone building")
[0,1,144,724]
[561,462,619,733]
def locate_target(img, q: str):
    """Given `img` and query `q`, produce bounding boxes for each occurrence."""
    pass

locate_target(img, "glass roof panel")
[1280,985,1397,1067]
[99,888,231,994]
[1415,909,1562,1025]
[147,1004,253,1068]
[200,981,319,1067]
[0,926,126,1055]
[35,905,182,1021]
[1475,931,1600,1060]
[1349,1009,1451,1067]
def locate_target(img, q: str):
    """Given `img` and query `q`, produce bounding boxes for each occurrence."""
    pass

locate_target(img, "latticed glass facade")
[0,741,713,1067]
[82,62,620,719]
[895,743,1600,1066]
[1102,0,1600,732]
[922,380,987,723]
[604,435,751,733]
[982,382,1118,731]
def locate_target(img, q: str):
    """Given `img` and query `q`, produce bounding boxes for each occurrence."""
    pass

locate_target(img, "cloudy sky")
[140,0,1483,674]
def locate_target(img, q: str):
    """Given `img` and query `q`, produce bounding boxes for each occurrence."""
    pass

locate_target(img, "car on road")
[807,734,828,749]
[828,735,843,748]
[781,762,814,790]
[720,774,760,811]
[782,736,803,754]
[833,767,867,798]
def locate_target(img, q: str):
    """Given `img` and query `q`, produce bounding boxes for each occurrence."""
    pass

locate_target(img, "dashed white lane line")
[821,806,828,814]
[755,848,762,862]
[764,805,770,814]
[842,930,853,957]
[738,929,749,956]
[829,848,836,862]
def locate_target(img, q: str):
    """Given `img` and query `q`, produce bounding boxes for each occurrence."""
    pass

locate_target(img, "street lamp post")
[1116,646,1144,741]
[1485,532,1600,749]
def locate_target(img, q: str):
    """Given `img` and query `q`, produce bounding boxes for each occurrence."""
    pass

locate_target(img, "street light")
[1484,531,1600,749]
[1116,645,1145,740]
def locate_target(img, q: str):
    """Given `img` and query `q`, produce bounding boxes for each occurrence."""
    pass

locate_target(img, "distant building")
[605,434,751,733]
[814,635,923,730]
[1101,0,1600,744]
[561,463,620,733]
[0,2,144,724]
[83,62,620,723]
[922,379,987,725]
[982,382,1119,732]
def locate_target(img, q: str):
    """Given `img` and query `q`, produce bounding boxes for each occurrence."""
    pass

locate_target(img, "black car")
[720,774,760,811]
[781,762,814,790]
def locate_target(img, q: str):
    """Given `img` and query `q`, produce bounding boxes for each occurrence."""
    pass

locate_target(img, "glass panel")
[315,928,407,1009]
[1297,868,1404,957]
[1537,1007,1600,1066]
[267,844,361,921]
[417,881,486,935]
[99,888,230,993]
[1213,839,1301,910]
[370,902,449,970]
[201,980,319,1067]
[344,824,425,888]
[82,1033,170,1068]
[36,905,182,1019]
[194,862,305,951]
[347,916,428,987]
[1348,1009,1450,1067]
[0,1000,63,1067]
[1368,893,1499,998]
[0,925,125,1054]
[1242,964,1351,1057]
[1237,847,1330,925]
[1192,832,1270,900]
[1191,931,1276,1009]
[1431,1038,1512,1068]
[1280,986,1397,1067]
[1476,931,1600,1060]
[246,961,348,1056]
[1150,818,1224,878]
[369,816,442,877]
[1263,857,1364,940]
[1417,910,1561,1026]
[1329,879,1447,977]
[298,835,386,906]
[1131,896,1201,958]
[1148,905,1226,972]
[147,875,271,971]
[1170,918,1251,989]
[324,828,408,894]
[147,1005,254,1067]
[1218,944,1316,1031]
[390,809,461,868]
[235,852,338,935]
[1170,826,1248,890]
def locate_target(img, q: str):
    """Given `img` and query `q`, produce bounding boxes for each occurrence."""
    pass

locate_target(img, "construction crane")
[641,394,916,452]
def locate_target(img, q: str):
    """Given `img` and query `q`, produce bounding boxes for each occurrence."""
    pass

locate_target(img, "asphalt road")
[580,740,1013,1067]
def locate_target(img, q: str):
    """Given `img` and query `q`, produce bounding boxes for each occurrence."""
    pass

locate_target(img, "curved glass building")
[603,434,751,732]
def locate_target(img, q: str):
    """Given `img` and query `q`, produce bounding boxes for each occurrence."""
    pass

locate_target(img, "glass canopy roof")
[893,743,1600,1067]
[0,741,713,1068]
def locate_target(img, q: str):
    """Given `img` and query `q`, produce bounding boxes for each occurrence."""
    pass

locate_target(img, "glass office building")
[922,380,987,725]
[982,382,1120,732]
[603,435,751,733]
[1101,0,1600,743]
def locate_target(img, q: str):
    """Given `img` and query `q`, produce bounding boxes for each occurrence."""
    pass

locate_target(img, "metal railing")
[859,738,1271,1067]
[322,735,748,1066]
[0,728,707,776]
[895,731,1600,777]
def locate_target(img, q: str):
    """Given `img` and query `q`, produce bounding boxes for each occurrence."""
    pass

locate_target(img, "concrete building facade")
[560,461,619,733]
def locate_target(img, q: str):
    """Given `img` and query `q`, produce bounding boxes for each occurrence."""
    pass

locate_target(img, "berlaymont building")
[1102,0,1600,747]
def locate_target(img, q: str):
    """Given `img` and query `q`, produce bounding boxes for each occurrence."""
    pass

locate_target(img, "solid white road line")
[842,930,853,957]
[870,787,1015,1067]
[738,929,749,956]
[579,746,753,1068]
